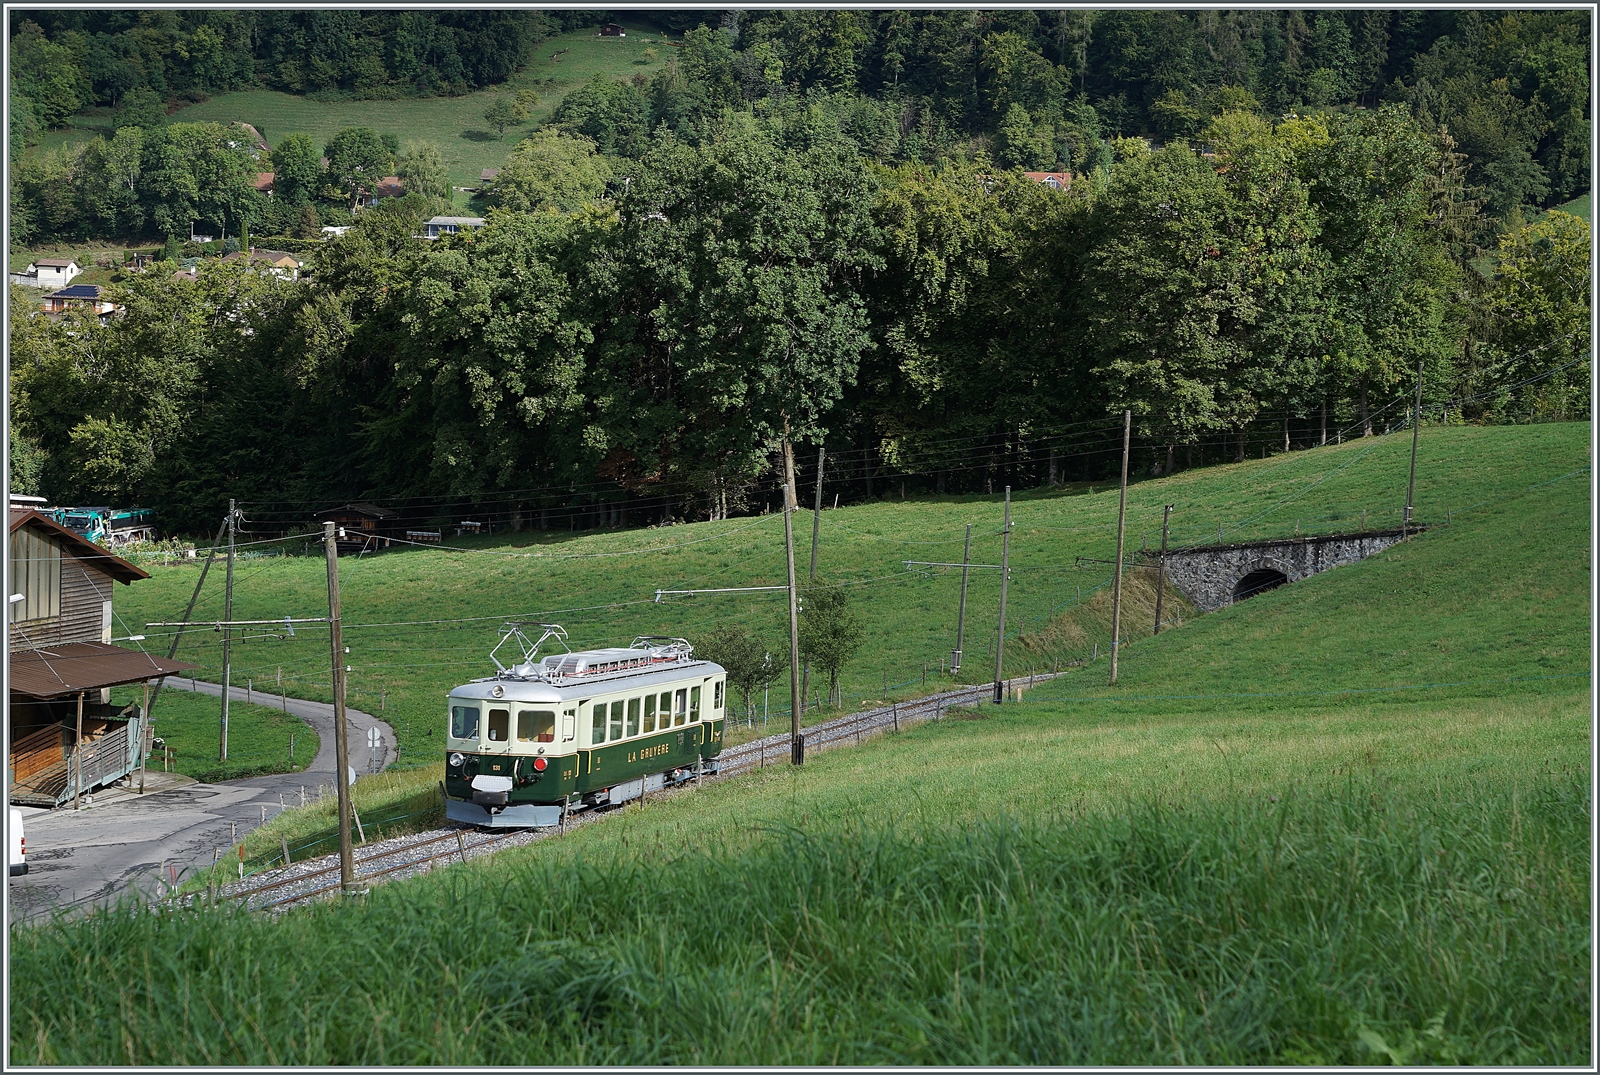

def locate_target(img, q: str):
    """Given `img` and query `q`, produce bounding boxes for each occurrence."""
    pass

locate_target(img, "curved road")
[10,681,396,921]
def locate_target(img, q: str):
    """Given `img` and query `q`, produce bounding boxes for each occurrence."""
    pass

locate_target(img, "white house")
[10,258,82,289]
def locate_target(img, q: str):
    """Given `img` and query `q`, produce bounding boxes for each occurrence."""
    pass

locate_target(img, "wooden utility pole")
[138,680,150,794]
[992,488,1011,704]
[323,522,356,892]
[72,691,85,810]
[220,499,236,761]
[1404,356,1423,540]
[1109,410,1131,685]
[1153,504,1172,636]
[781,437,803,765]
[809,446,825,578]
[799,446,825,711]
[953,523,971,675]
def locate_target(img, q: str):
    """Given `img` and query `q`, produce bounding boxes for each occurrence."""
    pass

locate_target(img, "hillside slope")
[13,422,1590,1065]
[113,422,1590,762]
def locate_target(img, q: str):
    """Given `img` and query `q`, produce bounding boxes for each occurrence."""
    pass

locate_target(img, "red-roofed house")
[358,176,406,207]
[253,171,276,196]
[1023,171,1072,191]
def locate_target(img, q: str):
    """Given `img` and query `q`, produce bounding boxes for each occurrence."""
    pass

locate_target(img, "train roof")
[451,639,724,703]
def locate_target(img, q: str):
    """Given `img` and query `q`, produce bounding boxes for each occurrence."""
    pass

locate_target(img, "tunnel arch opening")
[1232,568,1289,603]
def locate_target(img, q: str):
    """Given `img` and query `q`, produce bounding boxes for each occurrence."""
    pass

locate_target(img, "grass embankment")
[108,685,318,784]
[11,422,1590,1064]
[11,697,1589,1063]
[155,22,666,207]
[205,765,446,874]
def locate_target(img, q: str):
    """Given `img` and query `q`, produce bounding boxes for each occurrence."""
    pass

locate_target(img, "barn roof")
[10,640,195,698]
[313,502,398,520]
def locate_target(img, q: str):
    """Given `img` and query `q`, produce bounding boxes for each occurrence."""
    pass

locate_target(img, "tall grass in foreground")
[12,772,1588,1065]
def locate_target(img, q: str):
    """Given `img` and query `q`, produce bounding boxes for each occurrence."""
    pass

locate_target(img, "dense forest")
[7,10,1591,533]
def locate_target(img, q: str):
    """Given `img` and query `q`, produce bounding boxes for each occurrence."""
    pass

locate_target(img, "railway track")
[716,672,1061,774]
[193,673,1063,912]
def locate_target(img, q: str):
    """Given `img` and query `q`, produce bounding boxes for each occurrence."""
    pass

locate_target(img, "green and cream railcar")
[443,630,726,828]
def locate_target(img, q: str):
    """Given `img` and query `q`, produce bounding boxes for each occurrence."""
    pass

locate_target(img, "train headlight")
[448,752,464,769]
[532,757,548,772]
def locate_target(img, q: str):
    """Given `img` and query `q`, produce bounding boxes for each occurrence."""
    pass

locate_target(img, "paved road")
[10,680,396,921]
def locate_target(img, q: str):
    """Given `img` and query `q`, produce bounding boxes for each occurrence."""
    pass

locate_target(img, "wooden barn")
[313,502,399,555]
[8,508,194,808]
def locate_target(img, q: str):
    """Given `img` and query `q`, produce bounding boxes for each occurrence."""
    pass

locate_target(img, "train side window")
[713,681,724,711]
[519,710,555,743]
[626,697,640,737]
[643,693,656,733]
[674,689,687,727]
[450,705,480,740]
[487,708,510,742]
[659,693,672,726]
[689,686,701,722]
[609,700,624,740]
[561,709,575,742]
[591,704,607,744]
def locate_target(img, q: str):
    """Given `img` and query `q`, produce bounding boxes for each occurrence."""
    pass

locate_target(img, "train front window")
[626,697,640,737]
[518,710,556,743]
[451,705,480,740]
[487,708,510,742]
[609,701,624,740]
[674,689,687,726]
[644,694,657,733]
[690,686,701,722]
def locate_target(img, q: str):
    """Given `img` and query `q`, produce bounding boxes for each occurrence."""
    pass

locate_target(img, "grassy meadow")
[1554,192,1592,221]
[108,683,318,784]
[32,22,674,211]
[113,421,1590,768]
[9,420,1590,1063]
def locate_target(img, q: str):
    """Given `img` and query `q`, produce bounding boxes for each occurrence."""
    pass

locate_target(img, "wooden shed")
[8,509,194,807]
[313,502,399,555]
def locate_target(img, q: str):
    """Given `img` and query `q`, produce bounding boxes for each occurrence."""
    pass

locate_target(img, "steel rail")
[217,674,1071,913]
[257,833,524,910]
[223,827,488,903]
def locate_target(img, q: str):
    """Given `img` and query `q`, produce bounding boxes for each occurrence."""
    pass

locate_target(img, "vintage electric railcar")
[443,626,727,828]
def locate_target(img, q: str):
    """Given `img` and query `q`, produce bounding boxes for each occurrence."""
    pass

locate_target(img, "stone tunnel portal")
[1232,568,1289,602]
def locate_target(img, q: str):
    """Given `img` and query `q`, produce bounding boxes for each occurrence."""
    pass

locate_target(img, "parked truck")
[50,506,157,546]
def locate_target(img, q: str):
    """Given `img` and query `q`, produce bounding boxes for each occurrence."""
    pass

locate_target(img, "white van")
[8,808,26,876]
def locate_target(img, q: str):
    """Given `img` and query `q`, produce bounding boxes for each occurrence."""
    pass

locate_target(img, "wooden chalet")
[313,502,399,555]
[8,509,194,808]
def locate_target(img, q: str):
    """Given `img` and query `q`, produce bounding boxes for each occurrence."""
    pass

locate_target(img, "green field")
[113,422,1590,769]
[6,241,150,281]
[1554,193,1591,221]
[32,22,674,211]
[108,683,318,784]
[11,422,1590,1064]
